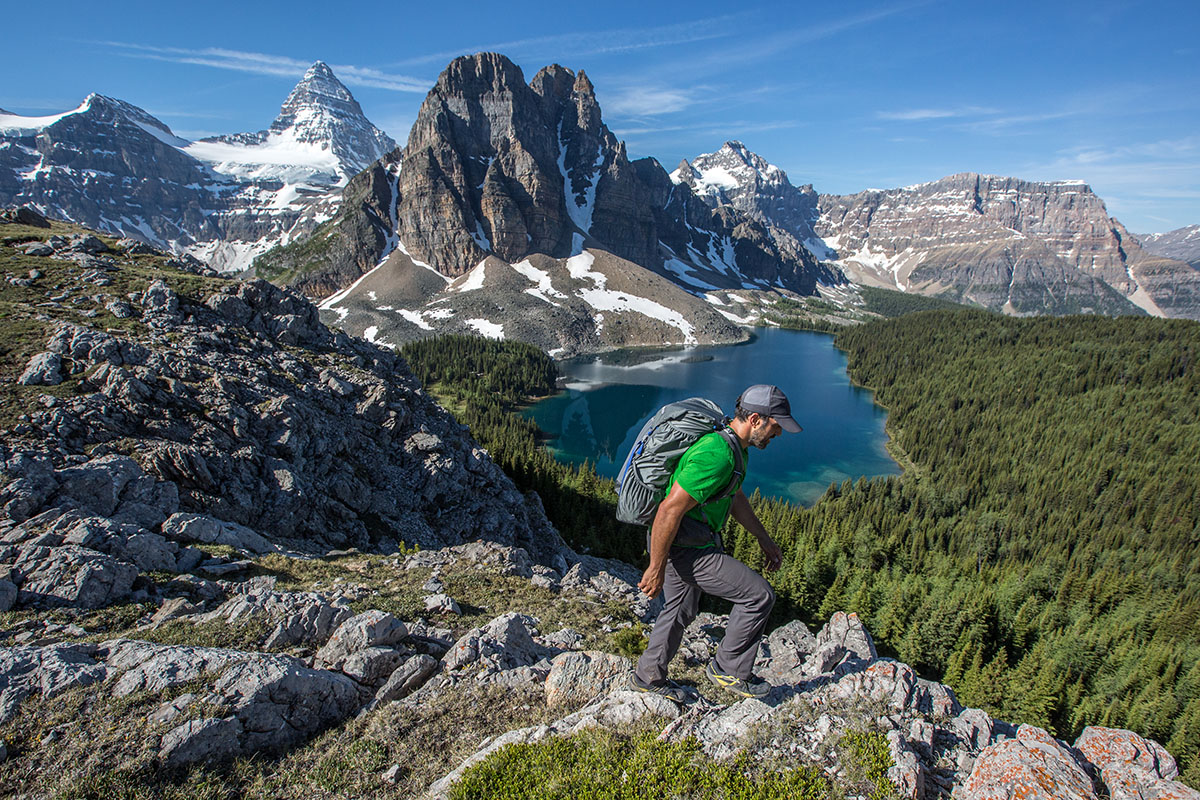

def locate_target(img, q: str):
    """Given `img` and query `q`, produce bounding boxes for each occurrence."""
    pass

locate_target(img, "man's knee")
[750,577,775,614]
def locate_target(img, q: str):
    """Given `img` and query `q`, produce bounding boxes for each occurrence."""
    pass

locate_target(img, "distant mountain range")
[0,62,394,273]
[1136,224,1200,267]
[3,53,1199,352]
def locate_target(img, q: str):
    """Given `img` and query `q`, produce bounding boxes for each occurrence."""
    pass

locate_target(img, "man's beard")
[748,425,772,449]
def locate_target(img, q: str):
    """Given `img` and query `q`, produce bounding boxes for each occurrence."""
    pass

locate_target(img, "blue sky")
[4,0,1198,232]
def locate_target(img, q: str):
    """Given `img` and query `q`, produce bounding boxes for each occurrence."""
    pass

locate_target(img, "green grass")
[451,725,832,800]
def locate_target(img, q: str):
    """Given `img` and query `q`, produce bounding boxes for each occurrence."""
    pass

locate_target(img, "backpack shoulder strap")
[702,427,745,506]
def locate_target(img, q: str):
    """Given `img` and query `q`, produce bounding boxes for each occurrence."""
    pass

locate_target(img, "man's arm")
[731,489,782,571]
[638,481,697,598]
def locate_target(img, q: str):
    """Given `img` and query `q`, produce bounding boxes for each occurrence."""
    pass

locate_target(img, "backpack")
[615,397,744,526]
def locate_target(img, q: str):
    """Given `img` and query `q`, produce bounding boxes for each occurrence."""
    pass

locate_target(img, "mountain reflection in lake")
[523,329,902,507]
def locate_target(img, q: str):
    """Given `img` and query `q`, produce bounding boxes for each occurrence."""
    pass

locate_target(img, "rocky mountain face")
[672,140,823,262]
[676,142,1200,321]
[815,174,1143,315]
[262,53,834,357]
[0,63,395,274]
[1,215,1194,799]
[1137,224,1200,266]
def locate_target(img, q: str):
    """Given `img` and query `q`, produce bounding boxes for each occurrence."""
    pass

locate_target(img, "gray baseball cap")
[737,384,802,433]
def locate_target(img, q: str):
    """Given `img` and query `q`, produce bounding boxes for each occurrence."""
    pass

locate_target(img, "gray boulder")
[0,579,16,611]
[12,544,138,608]
[198,588,353,650]
[314,610,408,671]
[756,619,817,682]
[106,640,254,697]
[60,515,177,572]
[342,647,410,687]
[371,654,439,706]
[805,611,877,674]
[17,353,63,386]
[442,612,546,675]
[155,653,361,766]
[423,592,461,615]
[160,513,276,555]
[0,642,108,724]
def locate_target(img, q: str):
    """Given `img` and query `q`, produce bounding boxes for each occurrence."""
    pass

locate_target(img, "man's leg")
[686,551,775,679]
[635,553,701,684]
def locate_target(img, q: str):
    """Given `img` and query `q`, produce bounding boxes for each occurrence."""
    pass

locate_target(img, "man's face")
[748,414,782,450]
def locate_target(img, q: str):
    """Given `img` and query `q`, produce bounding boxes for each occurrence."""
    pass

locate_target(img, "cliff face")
[814,174,1139,314]
[813,173,1200,318]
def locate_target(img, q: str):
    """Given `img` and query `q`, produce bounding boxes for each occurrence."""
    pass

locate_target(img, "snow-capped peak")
[189,61,396,184]
[670,140,789,199]
[267,61,396,175]
[0,94,185,146]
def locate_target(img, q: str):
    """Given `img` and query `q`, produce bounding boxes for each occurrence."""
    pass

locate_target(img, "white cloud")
[605,87,696,117]
[386,16,742,67]
[99,42,428,93]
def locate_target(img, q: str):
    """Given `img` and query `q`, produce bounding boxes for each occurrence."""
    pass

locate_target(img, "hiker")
[631,384,801,701]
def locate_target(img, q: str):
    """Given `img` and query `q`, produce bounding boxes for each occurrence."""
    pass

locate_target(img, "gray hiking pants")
[635,520,776,683]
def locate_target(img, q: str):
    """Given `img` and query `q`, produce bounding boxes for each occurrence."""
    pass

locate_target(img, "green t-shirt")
[669,430,747,546]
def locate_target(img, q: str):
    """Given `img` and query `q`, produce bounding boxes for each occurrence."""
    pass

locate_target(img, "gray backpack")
[615,397,744,526]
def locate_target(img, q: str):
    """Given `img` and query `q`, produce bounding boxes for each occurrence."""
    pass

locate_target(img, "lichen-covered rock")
[955,724,1097,800]
[544,651,630,709]
[1075,726,1200,800]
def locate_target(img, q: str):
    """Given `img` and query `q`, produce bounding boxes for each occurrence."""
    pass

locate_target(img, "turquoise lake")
[523,328,902,506]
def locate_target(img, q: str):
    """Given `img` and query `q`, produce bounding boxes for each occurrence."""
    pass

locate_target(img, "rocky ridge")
[0,63,394,274]
[259,53,838,357]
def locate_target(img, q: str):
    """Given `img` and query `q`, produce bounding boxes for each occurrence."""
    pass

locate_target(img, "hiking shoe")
[705,660,771,699]
[629,673,690,703]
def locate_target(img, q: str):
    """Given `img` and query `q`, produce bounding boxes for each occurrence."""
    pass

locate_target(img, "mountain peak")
[305,60,335,79]
[264,61,396,176]
[436,53,528,98]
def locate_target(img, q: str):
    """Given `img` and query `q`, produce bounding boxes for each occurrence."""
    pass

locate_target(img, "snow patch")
[465,319,504,339]
[0,99,91,136]
[558,121,605,236]
[453,260,488,292]
[398,309,433,330]
[511,259,566,299]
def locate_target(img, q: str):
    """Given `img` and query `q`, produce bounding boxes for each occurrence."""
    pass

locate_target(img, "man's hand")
[759,536,783,572]
[639,565,666,599]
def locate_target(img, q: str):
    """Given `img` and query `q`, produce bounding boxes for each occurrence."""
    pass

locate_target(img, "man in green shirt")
[632,384,800,700]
